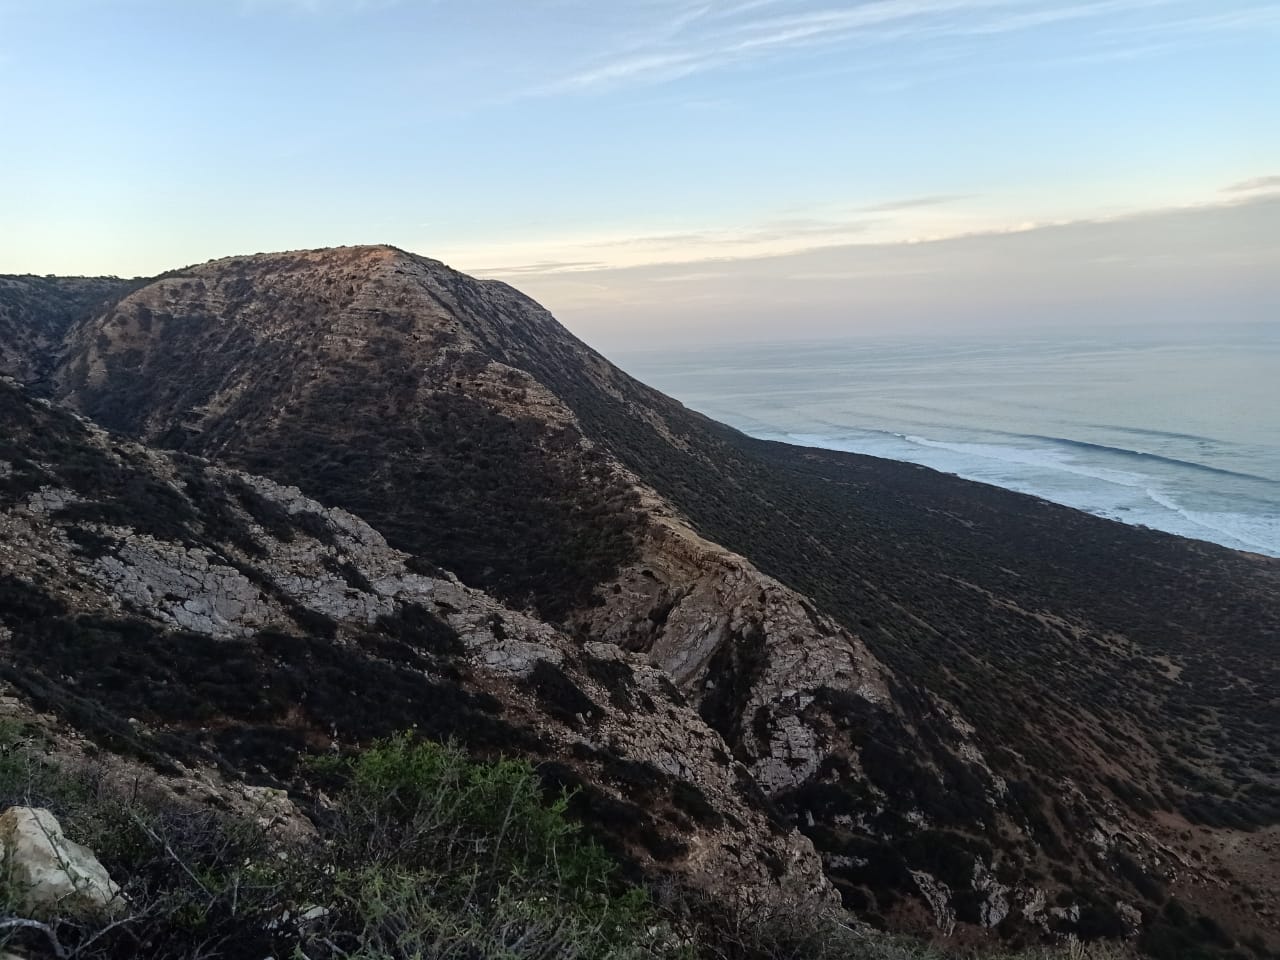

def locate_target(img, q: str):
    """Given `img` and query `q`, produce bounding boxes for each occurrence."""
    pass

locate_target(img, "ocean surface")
[615,324,1280,558]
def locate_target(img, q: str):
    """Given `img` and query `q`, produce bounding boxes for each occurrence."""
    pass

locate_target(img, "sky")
[0,0,1277,348]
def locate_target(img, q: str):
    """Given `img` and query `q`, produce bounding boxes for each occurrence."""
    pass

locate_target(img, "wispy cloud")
[648,270,739,283]
[506,193,1280,347]
[1100,4,1280,36]
[457,211,883,278]
[535,0,1208,95]
[473,260,608,276]
[859,194,973,212]
[960,0,1176,35]
[1224,175,1280,194]
[592,217,877,250]
[549,50,710,91]
[238,0,401,14]
[440,183,1280,291]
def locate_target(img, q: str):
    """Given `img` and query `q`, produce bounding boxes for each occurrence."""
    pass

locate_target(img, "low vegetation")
[0,725,671,959]
[0,725,1135,960]
[57,259,645,624]
[508,331,1279,940]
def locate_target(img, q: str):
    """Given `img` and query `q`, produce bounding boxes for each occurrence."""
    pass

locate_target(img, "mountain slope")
[0,377,831,906]
[2,246,1275,953]
[0,274,135,386]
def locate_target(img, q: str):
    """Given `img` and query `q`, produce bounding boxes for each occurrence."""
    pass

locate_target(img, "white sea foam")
[1141,488,1280,555]
[775,430,1280,558]
[897,435,1149,487]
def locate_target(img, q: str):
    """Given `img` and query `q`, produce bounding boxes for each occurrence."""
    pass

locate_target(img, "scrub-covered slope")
[1,245,1273,953]
[0,378,832,907]
[0,274,134,385]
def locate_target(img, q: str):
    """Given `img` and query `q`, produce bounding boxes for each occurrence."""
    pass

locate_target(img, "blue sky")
[1,0,1276,346]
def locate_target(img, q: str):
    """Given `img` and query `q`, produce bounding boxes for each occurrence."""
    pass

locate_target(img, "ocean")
[615,323,1280,558]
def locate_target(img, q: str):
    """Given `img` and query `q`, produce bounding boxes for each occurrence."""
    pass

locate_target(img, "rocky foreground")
[0,247,1276,959]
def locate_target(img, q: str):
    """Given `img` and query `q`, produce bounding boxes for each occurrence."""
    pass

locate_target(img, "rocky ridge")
[45,246,1053,934]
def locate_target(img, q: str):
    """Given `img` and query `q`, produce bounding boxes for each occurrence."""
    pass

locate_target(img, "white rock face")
[911,869,956,936]
[0,807,123,916]
[575,513,894,795]
[92,538,265,636]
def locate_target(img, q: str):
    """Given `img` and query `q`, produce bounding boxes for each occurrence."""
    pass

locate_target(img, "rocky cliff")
[0,379,830,907]
[1,246,1276,956]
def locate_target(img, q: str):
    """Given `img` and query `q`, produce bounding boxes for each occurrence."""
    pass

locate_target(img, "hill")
[1,246,1276,956]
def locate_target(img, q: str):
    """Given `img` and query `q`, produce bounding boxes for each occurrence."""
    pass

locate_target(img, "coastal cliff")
[0,247,1275,957]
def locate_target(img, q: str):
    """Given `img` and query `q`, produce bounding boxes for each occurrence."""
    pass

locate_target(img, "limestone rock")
[0,807,122,916]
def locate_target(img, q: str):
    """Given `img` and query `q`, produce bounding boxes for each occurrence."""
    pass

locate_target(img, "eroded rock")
[0,807,122,917]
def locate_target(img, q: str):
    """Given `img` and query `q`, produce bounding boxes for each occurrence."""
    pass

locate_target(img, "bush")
[310,733,640,919]
[0,727,672,960]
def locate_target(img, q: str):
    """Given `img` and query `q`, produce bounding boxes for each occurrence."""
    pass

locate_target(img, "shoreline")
[748,426,1280,561]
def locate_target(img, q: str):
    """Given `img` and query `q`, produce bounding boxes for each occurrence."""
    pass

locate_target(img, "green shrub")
[0,724,1149,960]
[316,733,622,888]
[0,728,674,960]
[308,733,664,958]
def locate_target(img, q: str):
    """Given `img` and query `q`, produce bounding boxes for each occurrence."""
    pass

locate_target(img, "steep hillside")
[56,248,641,622]
[2,247,1276,954]
[0,274,135,386]
[0,378,832,908]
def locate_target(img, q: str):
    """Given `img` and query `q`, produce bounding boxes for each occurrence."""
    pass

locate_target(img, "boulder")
[0,807,122,916]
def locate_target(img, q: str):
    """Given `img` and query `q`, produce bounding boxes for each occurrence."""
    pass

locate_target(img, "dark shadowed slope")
[53,247,644,622]
[0,274,137,386]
